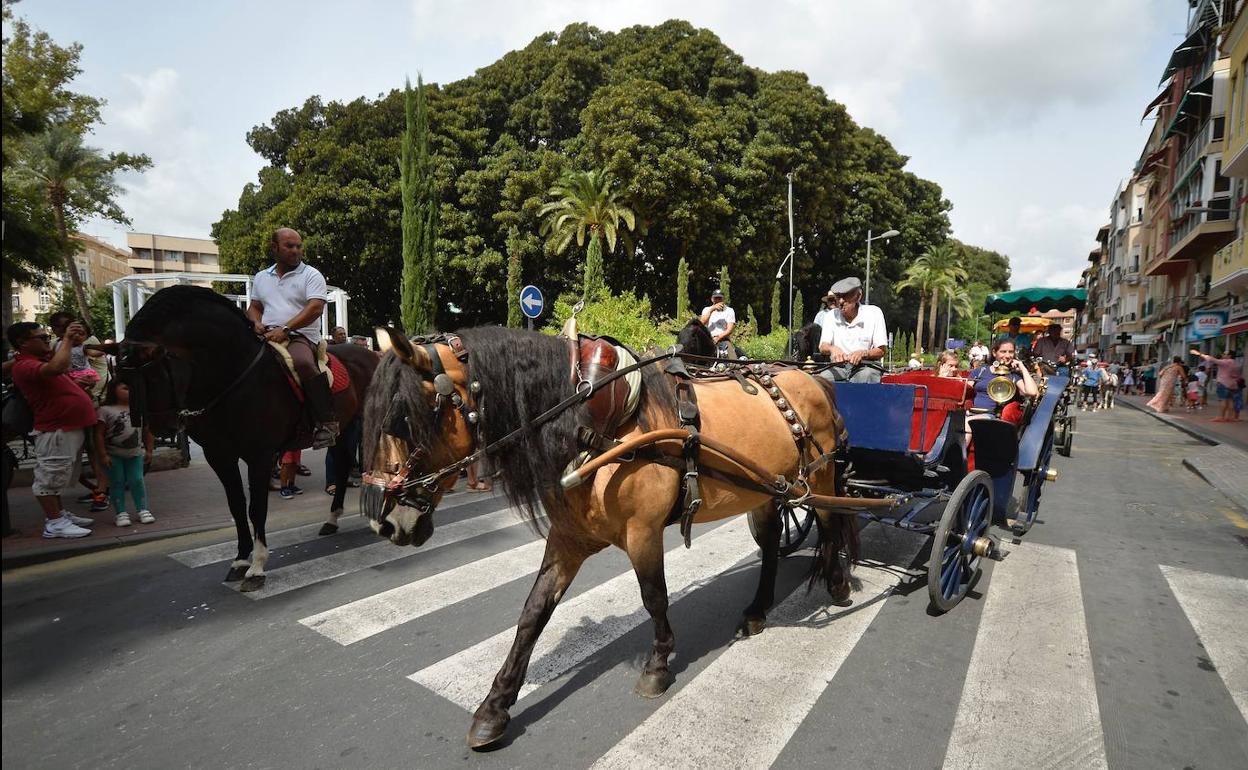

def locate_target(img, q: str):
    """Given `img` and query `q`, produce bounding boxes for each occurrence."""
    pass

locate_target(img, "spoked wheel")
[928,470,994,613]
[1013,427,1055,535]
[748,502,815,556]
[1055,414,1074,457]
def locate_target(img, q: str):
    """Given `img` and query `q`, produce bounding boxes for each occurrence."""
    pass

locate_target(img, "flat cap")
[827,276,862,296]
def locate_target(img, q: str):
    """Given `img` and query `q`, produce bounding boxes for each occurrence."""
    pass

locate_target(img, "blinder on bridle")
[362,334,483,524]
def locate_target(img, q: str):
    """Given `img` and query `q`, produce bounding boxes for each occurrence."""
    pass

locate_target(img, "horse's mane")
[676,317,714,356]
[126,285,252,339]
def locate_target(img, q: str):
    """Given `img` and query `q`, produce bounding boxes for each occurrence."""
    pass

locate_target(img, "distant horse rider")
[818,277,888,383]
[699,288,737,358]
[246,228,338,448]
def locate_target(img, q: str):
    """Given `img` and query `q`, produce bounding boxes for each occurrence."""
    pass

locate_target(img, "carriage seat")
[575,336,642,437]
[879,372,972,456]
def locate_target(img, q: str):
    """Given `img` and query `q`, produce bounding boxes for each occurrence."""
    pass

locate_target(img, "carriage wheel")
[747,502,815,557]
[1014,428,1055,535]
[1054,415,1073,457]
[928,471,993,613]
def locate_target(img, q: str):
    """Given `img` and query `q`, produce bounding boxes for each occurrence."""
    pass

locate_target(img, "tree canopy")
[214,20,969,332]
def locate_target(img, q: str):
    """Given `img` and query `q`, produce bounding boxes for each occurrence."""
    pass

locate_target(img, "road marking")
[942,542,1107,770]
[1160,565,1248,723]
[409,520,764,711]
[167,489,503,568]
[590,564,898,770]
[240,508,528,600]
[299,536,547,643]
[1215,505,1248,531]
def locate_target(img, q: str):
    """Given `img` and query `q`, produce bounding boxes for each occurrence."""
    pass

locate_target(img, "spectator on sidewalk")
[95,380,155,527]
[6,321,98,538]
[1146,357,1185,414]
[1190,348,1243,423]
[1122,366,1135,394]
[278,449,304,499]
[1195,365,1208,407]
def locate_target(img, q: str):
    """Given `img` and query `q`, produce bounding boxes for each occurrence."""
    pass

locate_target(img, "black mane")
[675,318,715,357]
[126,285,252,340]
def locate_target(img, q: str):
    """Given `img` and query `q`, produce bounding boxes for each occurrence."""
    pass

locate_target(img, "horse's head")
[108,339,192,434]
[791,322,822,362]
[360,328,479,547]
[675,318,715,358]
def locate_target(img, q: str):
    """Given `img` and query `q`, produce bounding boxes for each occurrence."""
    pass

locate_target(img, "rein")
[124,338,270,429]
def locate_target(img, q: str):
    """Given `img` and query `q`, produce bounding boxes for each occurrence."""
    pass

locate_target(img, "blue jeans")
[325,416,362,482]
[107,454,147,513]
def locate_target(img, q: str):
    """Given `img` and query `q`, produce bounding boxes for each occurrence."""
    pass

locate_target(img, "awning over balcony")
[1161,74,1215,140]
[1160,27,1211,84]
[1142,86,1172,122]
[1137,145,1170,176]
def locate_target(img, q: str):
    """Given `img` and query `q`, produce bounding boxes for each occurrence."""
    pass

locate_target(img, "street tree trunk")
[926,286,940,353]
[914,293,926,353]
[52,197,93,332]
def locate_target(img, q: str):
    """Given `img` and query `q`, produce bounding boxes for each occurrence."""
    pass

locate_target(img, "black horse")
[674,318,716,357]
[116,286,377,591]
[790,322,826,362]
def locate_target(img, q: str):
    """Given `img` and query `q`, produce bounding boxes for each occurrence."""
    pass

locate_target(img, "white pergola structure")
[107,272,350,341]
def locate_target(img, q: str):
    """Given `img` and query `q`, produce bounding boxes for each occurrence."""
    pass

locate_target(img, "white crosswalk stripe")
[591,562,900,770]
[1160,565,1248,724]
[409,519,761,710]
[943,542,1108,770]
[167,488,503,568]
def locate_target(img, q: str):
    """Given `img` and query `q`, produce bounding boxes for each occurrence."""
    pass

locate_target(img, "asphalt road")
[3,405,1246,770]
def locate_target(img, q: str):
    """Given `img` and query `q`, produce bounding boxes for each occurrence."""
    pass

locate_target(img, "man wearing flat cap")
[818,276,888,383]
[699,289,737,358]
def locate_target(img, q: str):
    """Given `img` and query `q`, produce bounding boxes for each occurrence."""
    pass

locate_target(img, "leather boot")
[304,373,339,449]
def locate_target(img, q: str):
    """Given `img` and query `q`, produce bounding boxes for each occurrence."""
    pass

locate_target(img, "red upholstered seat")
[880,372,972,454]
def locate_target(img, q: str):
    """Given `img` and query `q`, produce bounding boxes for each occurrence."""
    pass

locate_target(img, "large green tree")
[400,76,438,333]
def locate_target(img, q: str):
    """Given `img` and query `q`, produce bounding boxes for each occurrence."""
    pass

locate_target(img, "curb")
[1,521,234,571]
[1116,398,1219,447]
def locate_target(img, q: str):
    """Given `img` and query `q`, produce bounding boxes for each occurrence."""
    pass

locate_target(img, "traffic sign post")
[520,285,544,330]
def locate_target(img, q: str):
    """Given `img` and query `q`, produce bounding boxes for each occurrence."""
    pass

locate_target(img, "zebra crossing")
[166,496,1248,768]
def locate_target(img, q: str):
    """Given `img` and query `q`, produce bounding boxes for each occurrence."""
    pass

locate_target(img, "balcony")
[1175,116,1224,181]
[1144,295,1190,325]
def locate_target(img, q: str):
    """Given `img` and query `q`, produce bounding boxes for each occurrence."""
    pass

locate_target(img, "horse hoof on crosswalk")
[318,523,338,536]
[466,714,509,750]
[223,566,248,582]
[239,575,266,593]
[741,616,767,636]
[634,669,674,698]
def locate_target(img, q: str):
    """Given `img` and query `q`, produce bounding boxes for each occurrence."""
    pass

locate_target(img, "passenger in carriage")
[967,338,1039,420]
[1032,322,1075,374]
[936,350,961,378]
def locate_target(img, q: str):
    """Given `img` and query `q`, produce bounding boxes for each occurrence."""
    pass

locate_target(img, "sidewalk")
[1116,392,1248,512]
[2,446,493,569]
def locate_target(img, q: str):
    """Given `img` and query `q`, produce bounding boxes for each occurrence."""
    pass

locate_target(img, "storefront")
[1218,303,1248,381]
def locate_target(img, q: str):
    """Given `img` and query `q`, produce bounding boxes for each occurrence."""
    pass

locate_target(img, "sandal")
[325,484,337,495]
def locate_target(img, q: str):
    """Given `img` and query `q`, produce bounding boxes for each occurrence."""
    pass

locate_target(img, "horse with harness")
[358,311,897,749]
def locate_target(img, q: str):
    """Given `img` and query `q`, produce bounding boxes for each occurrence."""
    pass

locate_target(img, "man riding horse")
[246,228,338,448]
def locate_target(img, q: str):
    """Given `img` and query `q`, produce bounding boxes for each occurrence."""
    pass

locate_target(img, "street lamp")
[776,172,797,355]
[864,228,900,305]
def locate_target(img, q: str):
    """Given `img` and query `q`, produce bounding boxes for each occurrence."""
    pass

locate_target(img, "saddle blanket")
[267,339,350,399]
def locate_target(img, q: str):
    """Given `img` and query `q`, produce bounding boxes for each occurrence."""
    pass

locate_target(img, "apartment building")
[125,232,220,276]
[1214,0,1248,350]
[12,233,133,322]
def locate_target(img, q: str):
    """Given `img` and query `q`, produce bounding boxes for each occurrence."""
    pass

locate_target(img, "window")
[163,250,184,262]
[11,293,21,311]
[78,267,89,283]
[37,288,51,309]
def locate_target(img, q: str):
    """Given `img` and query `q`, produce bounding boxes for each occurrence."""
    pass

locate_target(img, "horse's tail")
[806,372,858,597]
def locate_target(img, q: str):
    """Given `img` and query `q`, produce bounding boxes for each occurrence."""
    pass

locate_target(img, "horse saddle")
[573,335,641,438]
[267,339,350,400]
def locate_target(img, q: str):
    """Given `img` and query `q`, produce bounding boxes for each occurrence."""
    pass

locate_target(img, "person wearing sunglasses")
[5,321,99,538]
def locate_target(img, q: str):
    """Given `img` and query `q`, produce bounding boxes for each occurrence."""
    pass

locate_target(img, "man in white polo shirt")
[246,228,338,448]
[818,276,888,383]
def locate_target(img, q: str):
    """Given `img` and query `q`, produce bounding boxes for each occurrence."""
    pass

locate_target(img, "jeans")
[107,454,148,513]
[325,416,362,481]
[821,363,883,383]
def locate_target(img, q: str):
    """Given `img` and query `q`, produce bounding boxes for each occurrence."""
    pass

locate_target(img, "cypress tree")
[793,290,804,328]
[771,280,781,332]
[400,75,438,334]
[506,226,522,328]
[676,256,690,318]
[584,233,605,300]
[718,265,731,305]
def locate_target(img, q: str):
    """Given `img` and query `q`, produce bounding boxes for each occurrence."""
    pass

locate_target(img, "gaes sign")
[1189,310,1228,341]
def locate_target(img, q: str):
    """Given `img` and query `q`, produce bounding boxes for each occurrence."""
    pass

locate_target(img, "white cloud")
[966,202,1107,288]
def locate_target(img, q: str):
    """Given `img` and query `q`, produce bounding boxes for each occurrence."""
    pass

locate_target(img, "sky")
[9,0,1193,289]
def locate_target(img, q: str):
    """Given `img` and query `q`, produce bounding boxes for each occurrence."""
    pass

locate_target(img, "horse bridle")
[118,338,270,430]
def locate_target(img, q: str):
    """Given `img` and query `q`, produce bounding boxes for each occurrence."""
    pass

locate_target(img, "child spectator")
[936,350,961,378]
[95,380,155,526]
[279,449,304,499]
[1185,374,1201,411]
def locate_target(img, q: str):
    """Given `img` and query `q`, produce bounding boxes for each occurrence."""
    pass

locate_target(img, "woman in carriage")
[967,337,1039,425]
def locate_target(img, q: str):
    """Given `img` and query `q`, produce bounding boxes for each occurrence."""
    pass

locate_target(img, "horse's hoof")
[223,566,248,582]
[466,713,509,750]
[634,669,674,699]
[829,583,853,607]
[239,575,266,593]
[741,616,767,637]
[318,523,338,536]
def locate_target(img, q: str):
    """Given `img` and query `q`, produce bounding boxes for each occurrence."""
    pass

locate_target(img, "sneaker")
[290,485,304,495]
[114,512,132,527]
[43,514,92,539]
[296,464,312,477]
[89,491,109,512]
[279,486,297,500]
[63,510,94,528]
[138,510,155,524]
[75,492,96,504]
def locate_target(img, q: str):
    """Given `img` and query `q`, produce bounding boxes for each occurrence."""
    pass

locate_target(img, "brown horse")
[359,326,856,749]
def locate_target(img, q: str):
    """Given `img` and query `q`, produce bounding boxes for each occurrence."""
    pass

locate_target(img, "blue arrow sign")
[519,285,544,319]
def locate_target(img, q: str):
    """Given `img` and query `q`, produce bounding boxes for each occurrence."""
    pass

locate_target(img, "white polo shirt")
[700,305,736,336]
[818,303,888,355]
[252,261,328,343]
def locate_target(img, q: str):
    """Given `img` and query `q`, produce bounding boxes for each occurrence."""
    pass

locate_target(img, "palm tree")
[12,124,149,326]
[896,259,937,352]
[943,283,975,345]
[538,169,635,299]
